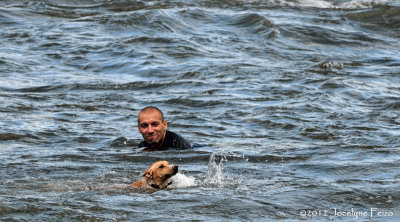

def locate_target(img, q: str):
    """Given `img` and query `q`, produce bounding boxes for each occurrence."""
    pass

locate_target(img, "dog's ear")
[143,169,153,179]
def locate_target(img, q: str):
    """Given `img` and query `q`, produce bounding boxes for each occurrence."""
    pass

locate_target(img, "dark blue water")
[1,0,399,221]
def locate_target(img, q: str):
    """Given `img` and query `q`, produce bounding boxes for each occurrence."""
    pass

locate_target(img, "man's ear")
[143,169,153,179]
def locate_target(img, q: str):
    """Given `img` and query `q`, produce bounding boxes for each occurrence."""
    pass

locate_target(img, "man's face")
[138,110,167,145]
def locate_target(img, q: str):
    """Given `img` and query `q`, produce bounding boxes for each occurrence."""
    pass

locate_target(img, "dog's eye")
[159,165,164,168]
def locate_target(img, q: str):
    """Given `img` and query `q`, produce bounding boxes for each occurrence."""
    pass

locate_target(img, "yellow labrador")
[128,161,178,189]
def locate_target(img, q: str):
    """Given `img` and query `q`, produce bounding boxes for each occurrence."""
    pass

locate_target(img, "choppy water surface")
[1,0,400,221]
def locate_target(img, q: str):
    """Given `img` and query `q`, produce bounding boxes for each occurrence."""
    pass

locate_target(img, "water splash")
[204,152,227,187]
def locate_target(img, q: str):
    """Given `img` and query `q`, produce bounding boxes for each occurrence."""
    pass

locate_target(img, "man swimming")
[137,106,191,151]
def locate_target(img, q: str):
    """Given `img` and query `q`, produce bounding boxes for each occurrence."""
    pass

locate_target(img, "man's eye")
[159,165,164,168]
[151,122,160,127]
[140,124,148,128]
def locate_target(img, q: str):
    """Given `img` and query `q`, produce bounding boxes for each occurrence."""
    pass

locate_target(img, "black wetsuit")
[139,130,191,151]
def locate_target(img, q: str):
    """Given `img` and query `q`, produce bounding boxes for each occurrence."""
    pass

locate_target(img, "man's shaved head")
[138,106,164,124]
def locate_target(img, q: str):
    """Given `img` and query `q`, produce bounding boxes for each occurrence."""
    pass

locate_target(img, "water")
[1,0,399,220]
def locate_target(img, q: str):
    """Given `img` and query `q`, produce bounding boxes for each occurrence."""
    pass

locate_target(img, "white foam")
[170,173,196,188]
[281,0,391,9]
[338,0,390,9]
[296,0,334,8]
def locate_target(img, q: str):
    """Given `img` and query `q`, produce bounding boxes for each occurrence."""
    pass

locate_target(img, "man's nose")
[148,125,154,133]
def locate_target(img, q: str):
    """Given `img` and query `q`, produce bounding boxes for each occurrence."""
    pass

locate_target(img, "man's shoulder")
[165,130,186,142]
[166,130,182,139]
[165,130,191,149]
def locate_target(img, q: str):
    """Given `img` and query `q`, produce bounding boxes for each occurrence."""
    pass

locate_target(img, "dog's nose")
[173,165,178,172]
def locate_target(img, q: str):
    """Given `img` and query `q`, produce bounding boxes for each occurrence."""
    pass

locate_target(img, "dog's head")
[142,161,178,189]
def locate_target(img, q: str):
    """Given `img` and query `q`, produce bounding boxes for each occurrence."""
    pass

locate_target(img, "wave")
[229,13,277,37]
[0,81,197,93]
[279,22,386,46]
[0,133,24,141]
[344,7,400,37]
[0,133,42,142]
